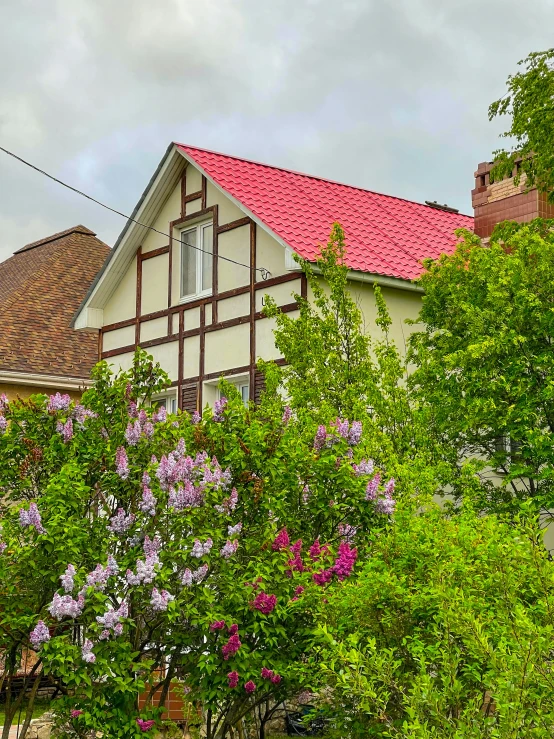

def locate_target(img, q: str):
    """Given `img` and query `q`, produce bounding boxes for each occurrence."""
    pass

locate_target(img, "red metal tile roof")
[176,144,473,281]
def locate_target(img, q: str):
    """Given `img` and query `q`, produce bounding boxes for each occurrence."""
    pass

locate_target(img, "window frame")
[150,392,178,415]
[179,220,214,303]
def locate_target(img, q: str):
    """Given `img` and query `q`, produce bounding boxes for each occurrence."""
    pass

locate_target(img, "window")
[218,381,249,407]
[180,221,213,300]
[151,393,177,415]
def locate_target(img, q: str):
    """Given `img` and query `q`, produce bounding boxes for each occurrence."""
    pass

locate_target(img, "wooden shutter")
[253,370,266,404]
[181,383,198,413]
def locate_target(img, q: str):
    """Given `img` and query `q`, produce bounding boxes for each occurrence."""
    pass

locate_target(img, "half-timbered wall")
[100,162,305,412]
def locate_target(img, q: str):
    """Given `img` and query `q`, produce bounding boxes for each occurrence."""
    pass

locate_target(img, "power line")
[0,145,271,280]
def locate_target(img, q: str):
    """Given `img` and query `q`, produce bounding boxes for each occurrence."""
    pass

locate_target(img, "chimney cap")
[425,200,459,214]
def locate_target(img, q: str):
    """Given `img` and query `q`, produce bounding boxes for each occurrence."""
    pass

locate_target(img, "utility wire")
[0,145,271,279]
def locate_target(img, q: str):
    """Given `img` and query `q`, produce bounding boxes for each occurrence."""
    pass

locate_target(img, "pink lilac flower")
[228,522,242,536]
[106,556,119,576]
[352,459,374,477]
[213,397,227,422]
[128,401,138,418]
[114,623,123,636]
[220,540,239,558]
[136,719,156,732]
[47,393,71,412]
[210,620,226,631]
[143,422,154,440]
[139,485,157,516]
[0,416,7,435]
[181,568,193,586]
[49,593,84,619]
[60,564,76,593]
[227,671,239,688]
[125,384,132,399]
[222,633,242,660]
[365,473,381,501]
[271,674,282,684]
[19,503,46,534]
[86,563,110,591]
[98,629,110,641]
[107,508,135,534]
[333,542,358,581]
[215,487,239,514]
[272,528,290,551]
[96,602,128,633]
[193,564,208,583]
[375,496,396,515]
[251,592,277,615]
[384,478,395,497]
[152,405,167,424]
[282,406,292,424]
[244,681,256,694]
[125,420,142,446]
[138,409,148,425]
[143,535,161,557]
[191,411,201,424]
[313,425,327,451]
[56,418,73,442]
[70,710,83,718]
[115,447,129,479]
[72,405,96,429]
[191,538,213,558]
[82,639,95,663]
[126,553,159,585]
[30,621,50,650]
[150,588,174,612]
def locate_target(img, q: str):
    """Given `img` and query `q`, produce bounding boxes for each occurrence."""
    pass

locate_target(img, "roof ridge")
[176,143,473,219]
[15,224,97,254]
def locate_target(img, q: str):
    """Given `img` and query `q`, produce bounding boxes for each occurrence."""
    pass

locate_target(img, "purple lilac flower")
[375,496,396,515]
[282,406,292,424]
[72,405,96,429]
[30,621,50,650]
[107,508,135,534]
[125,420,142,446]
[191,411,201,424]
[353,459,374,477]
[181,568,193,586]
[213,397,227,422]
[138,409,148,425]
[60,564,76,593]
[251,592,277,615]
[115,447,129,479]
[365,473,381,501]
[82,639,95,663]
[338,523,357,542]
[228,522,242,536]
[244,680,256,694]
[47,393,71,412]
[222,633,242,660]
[152,405,167,424]
[150,588,174,612]
[144,535,162,557]
[0,541,6,554]
[220,540,239,558]
[19,503,46,534]
[128,401,138,418]
[193,564,209,583]
[0,416,8,435]
[96,601,128,634]
[49,592,84,620]
[86,564,110,591]
[106,556,119,576]
[227,671,239,688]
[272,528,290,551]
[384,478,395,497]
[334,419,350,440]
[0,393,8,411]
[136,719,156,732]
[126,552,159,585]
[60,418,74,441]
[313,425,327,451]
[348,421,362,445]
[228,623,238,635]
[143,421,154,440]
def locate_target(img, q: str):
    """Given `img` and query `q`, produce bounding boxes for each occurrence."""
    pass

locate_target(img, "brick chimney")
[472,161,554,238]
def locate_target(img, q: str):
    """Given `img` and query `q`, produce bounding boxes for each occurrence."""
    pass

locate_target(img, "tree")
[0,349,397,739]
[313,500,554,738]
[409,220,554,520]
[489,48,554,199]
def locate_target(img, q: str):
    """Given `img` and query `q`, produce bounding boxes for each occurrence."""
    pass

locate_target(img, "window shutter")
[181,383,198,413]
[253,371,266,404]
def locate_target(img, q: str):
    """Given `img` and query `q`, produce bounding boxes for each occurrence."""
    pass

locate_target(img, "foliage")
[489,49,554,200]
[313,501,554,738]
[0,349,396,739]
[409,220,554,520]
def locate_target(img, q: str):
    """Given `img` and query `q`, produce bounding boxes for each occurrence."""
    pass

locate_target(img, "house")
[72,143,477,411]
[0,225,111,400]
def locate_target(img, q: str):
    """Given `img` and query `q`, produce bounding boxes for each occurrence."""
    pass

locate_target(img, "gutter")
[309,265,424,293]
[0,371,92,391]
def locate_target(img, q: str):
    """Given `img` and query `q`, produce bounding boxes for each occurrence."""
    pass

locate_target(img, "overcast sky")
[0,0,552,261]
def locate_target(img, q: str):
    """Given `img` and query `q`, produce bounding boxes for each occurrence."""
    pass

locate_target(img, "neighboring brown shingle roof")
[0,225,110,379]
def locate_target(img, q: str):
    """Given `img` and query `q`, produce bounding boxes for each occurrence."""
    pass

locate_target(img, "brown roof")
[0,225,111,380]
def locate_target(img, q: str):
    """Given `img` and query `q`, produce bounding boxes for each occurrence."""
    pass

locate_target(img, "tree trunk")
[18,673,42,739]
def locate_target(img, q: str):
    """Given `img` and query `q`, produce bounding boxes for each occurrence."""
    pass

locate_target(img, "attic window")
[180,221,213,301]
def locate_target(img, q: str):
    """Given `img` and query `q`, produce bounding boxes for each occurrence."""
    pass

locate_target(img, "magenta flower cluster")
[136,719,156,732]
[272,528,290,551]
[244,680,256,694]
[312,541,358,586]
[261,667,282,684]
[227,670,239,688]
[251,591,277,615]
[19,503,46,534]
[222,629,242,660]
[29,620,50,650]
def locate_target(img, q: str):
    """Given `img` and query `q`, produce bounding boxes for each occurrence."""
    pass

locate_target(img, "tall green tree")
[489,48,554,199]
[409,219,554,519]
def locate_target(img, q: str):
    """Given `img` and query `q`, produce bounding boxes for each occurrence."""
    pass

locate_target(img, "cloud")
[1,0,553,259]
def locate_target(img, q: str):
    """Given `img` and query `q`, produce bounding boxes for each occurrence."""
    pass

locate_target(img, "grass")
[0,699,51,727]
